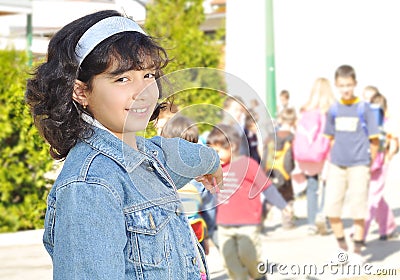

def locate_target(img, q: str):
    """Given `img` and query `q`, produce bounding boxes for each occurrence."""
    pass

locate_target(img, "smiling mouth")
[128,108,148,113]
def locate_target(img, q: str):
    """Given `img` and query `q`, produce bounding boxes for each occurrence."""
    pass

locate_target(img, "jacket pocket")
[125,205,173,266]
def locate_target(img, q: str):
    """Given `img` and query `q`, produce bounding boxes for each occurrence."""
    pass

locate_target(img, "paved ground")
[1,156,400,280]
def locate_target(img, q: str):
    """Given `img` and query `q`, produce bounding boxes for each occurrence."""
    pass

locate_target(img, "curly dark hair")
[25,10,170,160]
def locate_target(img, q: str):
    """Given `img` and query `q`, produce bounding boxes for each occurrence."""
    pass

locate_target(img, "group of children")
[151,64,400,277]
[274,65,399,264]
[157,100,291,280]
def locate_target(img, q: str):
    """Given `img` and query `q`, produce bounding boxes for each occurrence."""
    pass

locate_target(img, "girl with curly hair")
[25,10,222,280]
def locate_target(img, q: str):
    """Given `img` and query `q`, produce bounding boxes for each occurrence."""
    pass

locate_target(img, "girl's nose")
[132,79,147,100]
[135,80,159,101]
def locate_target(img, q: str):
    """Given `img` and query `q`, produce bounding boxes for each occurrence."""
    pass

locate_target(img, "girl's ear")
[72,80,89,106]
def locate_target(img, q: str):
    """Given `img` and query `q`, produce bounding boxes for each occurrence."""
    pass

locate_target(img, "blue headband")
[75,16,147,67]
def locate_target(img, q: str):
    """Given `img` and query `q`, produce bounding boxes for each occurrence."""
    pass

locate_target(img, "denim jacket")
[43,127,219,280]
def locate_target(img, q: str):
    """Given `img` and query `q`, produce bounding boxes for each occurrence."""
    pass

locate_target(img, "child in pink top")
[363,90,398,242]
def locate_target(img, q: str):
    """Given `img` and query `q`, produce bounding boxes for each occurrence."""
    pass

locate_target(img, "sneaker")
[379,231,399,240]
[307,225,318,235]
[348,252,365,266]
[315,214,329,235]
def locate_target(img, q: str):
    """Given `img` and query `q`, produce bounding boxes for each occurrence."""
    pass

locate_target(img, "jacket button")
[146,166,154,172]
[192,257,197,265]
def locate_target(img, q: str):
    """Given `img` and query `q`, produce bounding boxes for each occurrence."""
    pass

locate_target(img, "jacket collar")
[82,127,155,172]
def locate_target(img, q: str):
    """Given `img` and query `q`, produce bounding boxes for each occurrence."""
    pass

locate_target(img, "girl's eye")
[116,77,129,83]
[144,73,156,79]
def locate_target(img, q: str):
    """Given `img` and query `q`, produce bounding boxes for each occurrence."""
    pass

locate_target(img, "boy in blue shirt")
[324,65,380,261]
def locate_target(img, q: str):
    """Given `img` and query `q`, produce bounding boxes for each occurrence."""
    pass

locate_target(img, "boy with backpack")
[323,65,380,262]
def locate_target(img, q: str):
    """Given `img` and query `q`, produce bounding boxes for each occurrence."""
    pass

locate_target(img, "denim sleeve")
[154,137,220,188]
[53,182,126,280]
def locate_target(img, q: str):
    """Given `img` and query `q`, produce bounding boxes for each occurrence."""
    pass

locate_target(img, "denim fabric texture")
[43,127,219,280]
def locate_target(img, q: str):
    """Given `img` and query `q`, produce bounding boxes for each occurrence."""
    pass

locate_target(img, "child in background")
[25,10,223,279]
[221,95,249,156]
[277,90,294,125]
[154,102,179,134]
[244,109,262,163]
[161,115,217,255]
[207,124,290,280]
[363,90,398,242]
[277,90,292,114]
[266,107,297,229]
[362,85,379,102]
[324,65,380,262]
[292,77,335,235]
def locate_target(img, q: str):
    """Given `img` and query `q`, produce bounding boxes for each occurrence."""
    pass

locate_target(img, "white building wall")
[225,0,267,105]
[0,0,145,53]
[274,0,400,114]
[226,0,400,119]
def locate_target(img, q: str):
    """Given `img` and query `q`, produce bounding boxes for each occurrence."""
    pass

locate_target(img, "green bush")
[0,49,54,232]
[145,0,226,134]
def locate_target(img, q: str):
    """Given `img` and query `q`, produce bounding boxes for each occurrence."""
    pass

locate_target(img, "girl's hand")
[195,165,224,194]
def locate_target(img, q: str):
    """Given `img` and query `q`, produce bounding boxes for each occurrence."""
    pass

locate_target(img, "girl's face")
[362,89,376,102]
[86,65,159,139]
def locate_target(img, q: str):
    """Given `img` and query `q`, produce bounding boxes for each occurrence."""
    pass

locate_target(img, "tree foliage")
[145,0,226,134]
[0,49,54,232]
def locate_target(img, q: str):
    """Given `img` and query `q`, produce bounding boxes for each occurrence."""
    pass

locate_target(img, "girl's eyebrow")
[102,72,120,79]
[108,68,129,76]
[103,67,131,78]
[104,65,157,78]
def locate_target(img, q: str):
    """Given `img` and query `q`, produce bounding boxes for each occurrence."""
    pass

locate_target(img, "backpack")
[330,101,387,170]
[265,134,295,188]
[329,101,369,135]
[330,101,386,150]
[292,110,331,162]
[369,103,386,152]
[177,182,207,242]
